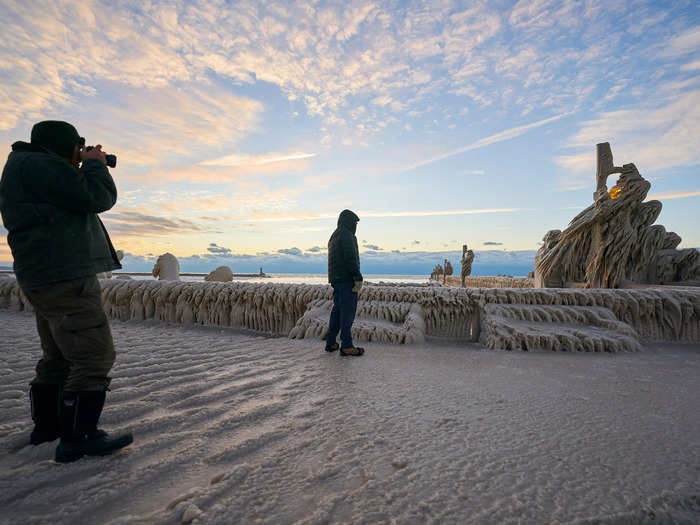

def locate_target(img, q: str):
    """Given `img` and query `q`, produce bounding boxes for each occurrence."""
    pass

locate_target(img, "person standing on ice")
[325,209,364,356]
[0,121,133,462]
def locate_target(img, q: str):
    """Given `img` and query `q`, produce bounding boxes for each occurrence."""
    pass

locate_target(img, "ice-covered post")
[595,142,623,200]
[461,244,474,287]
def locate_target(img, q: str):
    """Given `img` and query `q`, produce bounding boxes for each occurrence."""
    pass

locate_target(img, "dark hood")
[337,209,359,234]
[11,141,52,154]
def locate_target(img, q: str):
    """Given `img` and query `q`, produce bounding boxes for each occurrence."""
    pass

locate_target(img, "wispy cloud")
[277,247,303,256]
[243,208,524,222]
[0,0,659,145]
[201,151,316,167]
[102,210,212,237]
[557,90,700,189]
[3,1,698,259]
[681,60,700,72]
[207,243,232,256]
[646,190,700,201]
[360,208,525,218]
[404,112,572,171]
[658,27,700,57]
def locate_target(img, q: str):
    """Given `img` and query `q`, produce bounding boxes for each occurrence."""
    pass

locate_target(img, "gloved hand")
[352,280,363,293]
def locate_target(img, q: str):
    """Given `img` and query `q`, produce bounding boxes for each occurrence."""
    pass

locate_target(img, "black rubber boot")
[55,391,134,463]
[29,383,62,445]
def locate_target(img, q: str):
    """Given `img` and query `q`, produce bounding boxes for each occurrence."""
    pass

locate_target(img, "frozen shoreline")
[1,309,699,524]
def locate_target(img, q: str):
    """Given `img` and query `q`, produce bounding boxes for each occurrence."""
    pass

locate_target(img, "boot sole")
[85,433,134,456]
[55,433,134,463]
[339,348,365,356]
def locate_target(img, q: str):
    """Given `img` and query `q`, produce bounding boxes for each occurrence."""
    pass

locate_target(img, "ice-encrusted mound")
[152,253,180,281]
[535,143,700,288]
[205,266,234,282]
[289,299,426,344]
[479,303,641,352]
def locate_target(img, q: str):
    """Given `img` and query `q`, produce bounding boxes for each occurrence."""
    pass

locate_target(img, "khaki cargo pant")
[22,275,115,391]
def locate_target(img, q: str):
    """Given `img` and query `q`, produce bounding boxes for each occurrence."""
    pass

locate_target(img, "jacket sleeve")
[341,231,363,281]
[33,156,118,213]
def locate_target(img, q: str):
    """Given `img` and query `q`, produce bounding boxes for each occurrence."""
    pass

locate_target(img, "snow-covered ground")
[1,309,699,525]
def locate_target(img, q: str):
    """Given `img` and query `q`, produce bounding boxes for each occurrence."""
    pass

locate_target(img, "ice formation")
[470,287,700,344]
[152,253,180,281]
[460,244,475,287]
[430,264,443,280]
[1,278,697,350]
[444,275,534,289]
[479,303,642,352]
[204,266,234,282]
[289,299,426,344]
[535,143,700,288]
[443,260,453,277]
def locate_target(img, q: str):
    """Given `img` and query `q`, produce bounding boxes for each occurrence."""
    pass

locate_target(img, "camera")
[86,146,117,168]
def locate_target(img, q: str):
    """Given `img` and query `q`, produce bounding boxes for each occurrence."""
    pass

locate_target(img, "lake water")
[122,273,430,285]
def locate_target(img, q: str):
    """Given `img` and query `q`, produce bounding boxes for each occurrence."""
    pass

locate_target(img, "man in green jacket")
[326,209,364,356]
[0,120,133,462]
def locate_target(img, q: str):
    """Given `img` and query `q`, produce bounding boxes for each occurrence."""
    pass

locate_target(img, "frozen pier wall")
[1,278,698,351]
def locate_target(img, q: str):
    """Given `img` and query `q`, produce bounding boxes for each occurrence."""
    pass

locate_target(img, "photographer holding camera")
[0,120,132,462]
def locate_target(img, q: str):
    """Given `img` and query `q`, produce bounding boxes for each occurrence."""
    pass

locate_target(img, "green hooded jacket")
[327,209,362,284]
[0,141,121,289]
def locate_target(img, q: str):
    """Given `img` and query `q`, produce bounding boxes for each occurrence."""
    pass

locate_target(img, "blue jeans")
[326,282,358,349]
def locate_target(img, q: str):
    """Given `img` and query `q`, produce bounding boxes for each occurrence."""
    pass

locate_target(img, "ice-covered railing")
[0,278,472,337]
[469,287,700,342]
[1,276,698,344]
[288,299,426,344]
[442,275,534,288]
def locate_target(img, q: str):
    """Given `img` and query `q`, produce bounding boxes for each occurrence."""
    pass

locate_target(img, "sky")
[0,0,698,274]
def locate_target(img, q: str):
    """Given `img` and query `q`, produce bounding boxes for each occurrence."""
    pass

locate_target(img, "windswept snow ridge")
[0,309,699,524]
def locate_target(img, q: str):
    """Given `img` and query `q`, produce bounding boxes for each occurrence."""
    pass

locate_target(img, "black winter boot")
[55,390,133,463]
[29,383,61,445]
